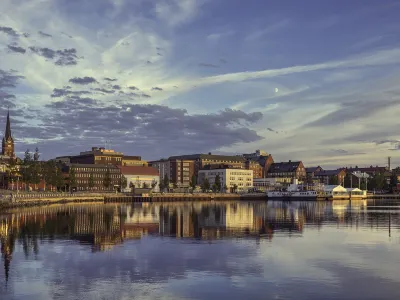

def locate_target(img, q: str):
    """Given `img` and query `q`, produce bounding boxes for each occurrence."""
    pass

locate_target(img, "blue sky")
[0,0,399,168]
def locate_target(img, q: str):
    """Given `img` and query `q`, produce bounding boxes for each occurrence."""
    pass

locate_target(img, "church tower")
[2,111,15,158]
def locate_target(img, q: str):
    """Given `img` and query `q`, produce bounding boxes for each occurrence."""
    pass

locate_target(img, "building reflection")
[1,200,400,283]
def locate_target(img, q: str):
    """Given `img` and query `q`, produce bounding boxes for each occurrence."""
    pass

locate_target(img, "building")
[53,156,73,164]
[1,111,15,159]
[267,161,306,183]
[117,165,159,192]
[62,164,121,191]
[122,155,148,167]
[314,169,346,185]
[198,168,253,192]
[70,147,123,165]
[168,153,246,177]
[150,158,195,187]
[346,165,388,176]
[242,150,274,178]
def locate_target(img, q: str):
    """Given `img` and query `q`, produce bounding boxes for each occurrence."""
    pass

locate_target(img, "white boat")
[267,179,318,200]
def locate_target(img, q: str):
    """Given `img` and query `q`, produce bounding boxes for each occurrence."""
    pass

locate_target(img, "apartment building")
[198,168,253,192]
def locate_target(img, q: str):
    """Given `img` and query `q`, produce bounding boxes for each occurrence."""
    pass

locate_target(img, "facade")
[314,169,346,185]
[168,153,246,177]
[149,158,195,187]
[1,111,15,159]
[118,166,159,192]
[63,164,121,191]
[245,160,263,179]
[53,156,72,164]
[198,168,253,192]
[71,147,123,165]
[122,156,148,167]
[346,166,388,176]
[267,161,306,182]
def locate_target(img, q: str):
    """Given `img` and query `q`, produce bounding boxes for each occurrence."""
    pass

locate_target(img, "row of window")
[73,167,119,173]
[76,180,118,184]
[95,156,122,161]
[76,173,120,179]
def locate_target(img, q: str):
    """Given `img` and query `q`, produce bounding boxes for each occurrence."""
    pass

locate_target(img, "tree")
[129,182,135,193]
[103,167,111,190]
[120,175,127,191]
[88,173,95,190]
[201,178,210,192]
[33,147,40,162]
[369,172,385,191]
[212,183,218,192]
[233,184,238,193]
[69,167,77,191]
[159,180,165,192]
[30,162,41,191]
[224,184,228,193]
[214,174,221,192]
[328,176,339,185]
[54,165,65,191]
[173,182,178,189]
[22,149,33,190]
[190,175,197,190]
[151,179,157,190]
[142,182,149,189]
[163,175,170,191]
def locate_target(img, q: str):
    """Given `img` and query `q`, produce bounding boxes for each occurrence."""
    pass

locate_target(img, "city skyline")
[0,0,399,168]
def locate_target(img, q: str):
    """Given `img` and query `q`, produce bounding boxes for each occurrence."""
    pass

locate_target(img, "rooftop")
[117,166,159,176]
[269,161,302,173]
[169,153,245,162]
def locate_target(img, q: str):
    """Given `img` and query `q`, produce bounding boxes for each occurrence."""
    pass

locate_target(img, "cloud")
[0,26,19,37]
[128,86,139,90]
[92,88,115,94]
[245,19,290,41]
[112,85,121,90]
[151,87,163,91]
[29,47,80,66]
[51,88,92,98]
[199,63,219,68]
[38,30,52,37]
[69,77,98,85]
[155,0,201,28]
[7,45,26,54]
[104,77,117,82]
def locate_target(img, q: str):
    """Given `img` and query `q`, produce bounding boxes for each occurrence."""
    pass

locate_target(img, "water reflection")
[1,200,400,299]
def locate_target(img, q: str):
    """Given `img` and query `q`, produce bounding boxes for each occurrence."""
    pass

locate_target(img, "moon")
[274,88,279,93]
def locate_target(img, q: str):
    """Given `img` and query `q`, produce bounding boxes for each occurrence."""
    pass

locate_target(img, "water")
[1,200,400,300]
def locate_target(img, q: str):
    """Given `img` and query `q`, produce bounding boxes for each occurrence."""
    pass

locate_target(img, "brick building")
[70,147,123,165]
[267,161,306,182]
[150,158,195,187]
[63,164,121,191]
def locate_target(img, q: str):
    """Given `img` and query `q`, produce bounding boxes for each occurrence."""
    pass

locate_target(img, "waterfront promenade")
[0,191,399,210]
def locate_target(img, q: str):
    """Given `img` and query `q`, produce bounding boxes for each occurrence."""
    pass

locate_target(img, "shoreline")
[1,193,399,211]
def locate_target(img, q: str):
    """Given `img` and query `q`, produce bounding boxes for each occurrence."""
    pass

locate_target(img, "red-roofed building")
[117,166,160,192]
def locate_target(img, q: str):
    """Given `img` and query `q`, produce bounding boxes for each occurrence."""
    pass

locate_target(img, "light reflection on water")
[1,199,400,300]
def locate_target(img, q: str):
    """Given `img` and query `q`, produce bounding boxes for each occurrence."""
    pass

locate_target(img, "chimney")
[289,160,291,163]
[388,156,391,170]
[208,152,211,155]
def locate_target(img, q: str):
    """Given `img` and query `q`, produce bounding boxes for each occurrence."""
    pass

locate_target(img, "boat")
[267,179,318,200]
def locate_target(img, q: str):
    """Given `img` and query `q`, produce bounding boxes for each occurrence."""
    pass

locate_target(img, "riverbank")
[1,192,398,211]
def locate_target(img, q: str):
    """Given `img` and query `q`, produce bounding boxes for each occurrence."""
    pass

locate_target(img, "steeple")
[5,110,12,140]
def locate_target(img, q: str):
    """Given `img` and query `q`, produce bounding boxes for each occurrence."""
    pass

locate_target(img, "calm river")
[1,200,400,300]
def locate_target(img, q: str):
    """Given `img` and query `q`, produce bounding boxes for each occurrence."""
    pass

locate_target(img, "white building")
[118,166,160,192]
[198,168,253,192]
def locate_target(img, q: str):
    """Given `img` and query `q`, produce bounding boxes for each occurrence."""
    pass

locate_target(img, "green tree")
[233,184,238,193]
[103,167,111,190]
[163,174,170,191]
[120,175,127,191]
[22,149,33,189]
[33,147,40,162]
[55,165,65,191]
[173,182,178,189]
[212,183,218,192]
[151,179,157,190]
[68,167,77,191]
[30,162,41,191]
[201,178,210,192]
[190,175,197,190]
[328,176,339,185]
[159,180,165,192]
[88,173,95,190]
[214,175,222,192]
[142,182,149,188]
[224,184,228,193]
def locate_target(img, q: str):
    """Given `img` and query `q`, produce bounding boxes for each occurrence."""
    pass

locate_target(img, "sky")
[0,0,399,168]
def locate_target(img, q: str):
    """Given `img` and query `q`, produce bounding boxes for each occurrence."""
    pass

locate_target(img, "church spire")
[5,110,11,140]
